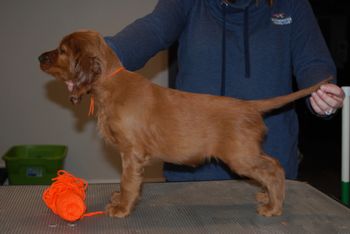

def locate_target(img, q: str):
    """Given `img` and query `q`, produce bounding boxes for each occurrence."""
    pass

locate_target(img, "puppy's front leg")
[106,152,145,218]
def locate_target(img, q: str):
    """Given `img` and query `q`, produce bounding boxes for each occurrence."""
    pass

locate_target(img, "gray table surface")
[1,180,350,234]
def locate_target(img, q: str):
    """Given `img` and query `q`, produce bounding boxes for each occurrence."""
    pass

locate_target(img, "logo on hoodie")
[271,13,292,25]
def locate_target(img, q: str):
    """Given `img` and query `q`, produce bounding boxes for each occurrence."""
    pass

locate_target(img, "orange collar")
[88,67,125,116]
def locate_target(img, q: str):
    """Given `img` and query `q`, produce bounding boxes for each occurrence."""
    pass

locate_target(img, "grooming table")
[1,180,350,234]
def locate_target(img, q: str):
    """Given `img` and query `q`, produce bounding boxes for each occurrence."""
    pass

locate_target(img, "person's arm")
[291,0,335,87]
[290,0,344,116]
[104,0,193,71]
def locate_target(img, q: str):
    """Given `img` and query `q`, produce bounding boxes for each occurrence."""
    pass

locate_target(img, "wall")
[0,0,166,182]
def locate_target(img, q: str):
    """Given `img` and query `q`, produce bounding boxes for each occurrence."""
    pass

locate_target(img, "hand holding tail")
[310,83,345,116]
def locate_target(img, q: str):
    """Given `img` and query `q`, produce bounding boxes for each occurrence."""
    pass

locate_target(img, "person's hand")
[309,83,345,116]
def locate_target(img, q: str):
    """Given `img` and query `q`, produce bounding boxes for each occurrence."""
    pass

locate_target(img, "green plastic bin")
[2,145,67,185]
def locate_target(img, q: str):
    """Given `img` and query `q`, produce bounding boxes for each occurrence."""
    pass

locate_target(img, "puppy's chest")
[96,110,123,144]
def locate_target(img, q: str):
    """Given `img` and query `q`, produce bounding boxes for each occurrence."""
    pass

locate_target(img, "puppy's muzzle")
[39,50,58,69]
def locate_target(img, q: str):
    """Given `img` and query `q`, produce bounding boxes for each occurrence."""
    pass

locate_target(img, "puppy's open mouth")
[65,80,75,92]
[65,80,91,105]
[70,95,82,105]
[65,80,82,105]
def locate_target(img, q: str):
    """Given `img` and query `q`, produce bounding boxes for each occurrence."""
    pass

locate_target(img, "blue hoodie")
[104,0,336,180]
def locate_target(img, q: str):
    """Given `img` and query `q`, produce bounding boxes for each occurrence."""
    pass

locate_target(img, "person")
[104,0,345,181]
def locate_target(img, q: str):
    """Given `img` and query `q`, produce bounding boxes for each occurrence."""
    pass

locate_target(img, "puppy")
[39,30,330,217]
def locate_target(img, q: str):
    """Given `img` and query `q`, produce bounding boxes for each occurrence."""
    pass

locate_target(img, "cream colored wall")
[0,0,166,182]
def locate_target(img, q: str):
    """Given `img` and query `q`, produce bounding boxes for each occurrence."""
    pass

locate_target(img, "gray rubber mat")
[1,180,350,233]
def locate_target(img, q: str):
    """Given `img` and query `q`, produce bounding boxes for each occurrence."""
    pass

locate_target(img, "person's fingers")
[309,95,323,115]
[316,89,339,108]
[320,84,345,108]
[312,91,332,112]
[320,84,345,98]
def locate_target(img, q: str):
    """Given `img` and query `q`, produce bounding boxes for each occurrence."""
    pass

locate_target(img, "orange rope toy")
[42,170,104,222]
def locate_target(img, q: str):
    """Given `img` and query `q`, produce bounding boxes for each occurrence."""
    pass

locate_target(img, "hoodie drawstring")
[243,7,250,78]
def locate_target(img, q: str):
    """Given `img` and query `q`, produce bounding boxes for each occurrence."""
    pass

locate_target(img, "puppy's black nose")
[39,50,58,64]
[38,53,49,63]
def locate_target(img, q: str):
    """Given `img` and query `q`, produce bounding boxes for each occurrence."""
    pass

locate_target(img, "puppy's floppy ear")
[74,54,102,86]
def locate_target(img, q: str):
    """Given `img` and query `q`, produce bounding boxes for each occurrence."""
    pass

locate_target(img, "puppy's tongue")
[65,81,75,92]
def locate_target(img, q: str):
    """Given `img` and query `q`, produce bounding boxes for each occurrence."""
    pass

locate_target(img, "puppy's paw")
[105,203,130,218]
[256,192,269,204]
[257,204,282,217]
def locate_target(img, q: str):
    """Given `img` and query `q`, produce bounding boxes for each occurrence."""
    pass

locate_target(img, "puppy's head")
[39,30,106,104]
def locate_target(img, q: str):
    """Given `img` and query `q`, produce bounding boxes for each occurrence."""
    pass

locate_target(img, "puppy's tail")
[249,77,333,113]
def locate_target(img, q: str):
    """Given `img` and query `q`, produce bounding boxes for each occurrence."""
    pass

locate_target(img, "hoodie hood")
[206,0,267,27]
[222,0,253,10]
[205,0,267,27]
[205,0,269,94]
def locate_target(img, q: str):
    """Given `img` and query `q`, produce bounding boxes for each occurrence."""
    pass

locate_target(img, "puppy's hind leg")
[254,154,285,217]
[106,151,146,218]
[223,152,285,217]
